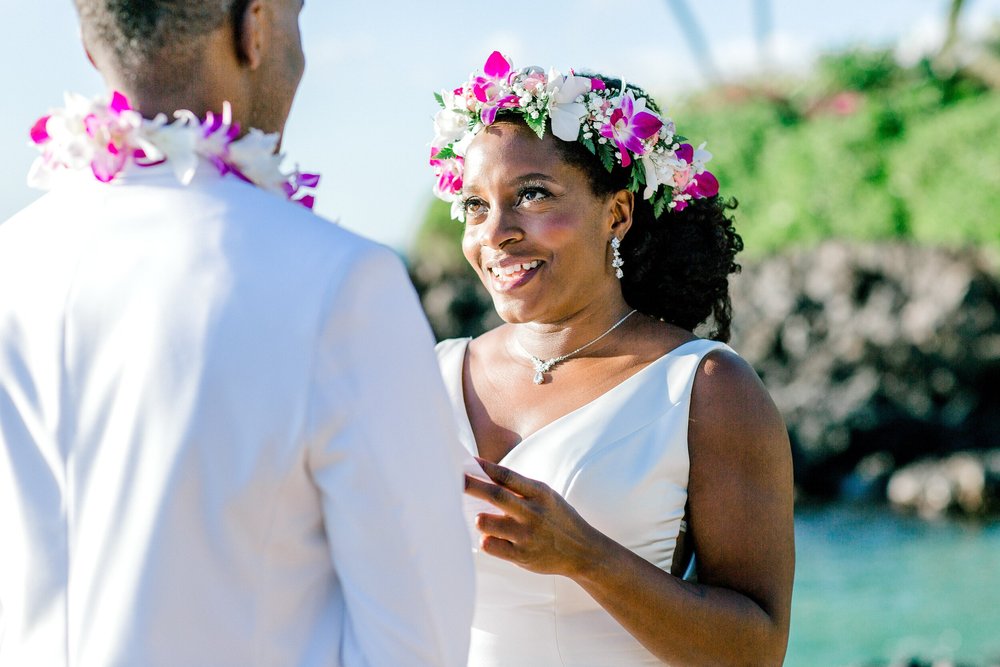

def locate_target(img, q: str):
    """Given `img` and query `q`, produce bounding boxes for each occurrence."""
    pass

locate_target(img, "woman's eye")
[463,198,487,218]
[518,187,549,205]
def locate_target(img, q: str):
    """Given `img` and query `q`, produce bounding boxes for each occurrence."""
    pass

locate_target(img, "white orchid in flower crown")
[28,91,319,209]
[429,51,719,221]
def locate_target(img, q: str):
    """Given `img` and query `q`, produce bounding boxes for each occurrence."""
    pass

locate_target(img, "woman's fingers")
[475,512,525,542]
[464,473,528,515]
[479,534,520,562]
[475,457,548,498]
[466,464,593,575]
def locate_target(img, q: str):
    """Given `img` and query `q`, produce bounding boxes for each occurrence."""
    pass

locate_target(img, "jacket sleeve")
[304,244,473,667]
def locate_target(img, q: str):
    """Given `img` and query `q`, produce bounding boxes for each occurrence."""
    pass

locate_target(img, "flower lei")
[28,91,319,208]
[430,51,719,222]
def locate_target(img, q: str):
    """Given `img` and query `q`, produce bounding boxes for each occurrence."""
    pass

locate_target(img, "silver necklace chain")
[515,309,638,385]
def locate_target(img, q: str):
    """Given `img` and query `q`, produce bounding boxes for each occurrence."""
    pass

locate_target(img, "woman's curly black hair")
[549,74,743,342]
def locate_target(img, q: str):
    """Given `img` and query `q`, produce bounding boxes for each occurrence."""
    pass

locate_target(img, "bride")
[430,52,795,666]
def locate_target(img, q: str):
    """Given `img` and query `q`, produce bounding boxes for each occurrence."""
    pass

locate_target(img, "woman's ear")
[235,0,266,69]
[609,189,634,239]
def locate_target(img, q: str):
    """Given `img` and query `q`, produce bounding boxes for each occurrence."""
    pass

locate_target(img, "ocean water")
[787,504,1000,666]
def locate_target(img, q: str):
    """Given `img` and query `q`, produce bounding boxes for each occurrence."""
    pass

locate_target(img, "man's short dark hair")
[74,0,239,71]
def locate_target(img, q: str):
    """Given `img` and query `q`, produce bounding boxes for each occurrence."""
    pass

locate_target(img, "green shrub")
[671,48,1000,257]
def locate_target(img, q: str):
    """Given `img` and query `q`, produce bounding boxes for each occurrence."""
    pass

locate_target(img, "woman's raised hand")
[464,458,605,577]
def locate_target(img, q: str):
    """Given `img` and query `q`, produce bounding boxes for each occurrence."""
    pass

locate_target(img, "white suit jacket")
[0,164,474,667]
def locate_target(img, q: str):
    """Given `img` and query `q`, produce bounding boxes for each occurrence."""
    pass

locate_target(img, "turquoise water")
[787,504,1000,666]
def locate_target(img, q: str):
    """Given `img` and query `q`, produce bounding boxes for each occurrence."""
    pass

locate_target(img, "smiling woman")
[430,52,795,666]
[460,122,627,327]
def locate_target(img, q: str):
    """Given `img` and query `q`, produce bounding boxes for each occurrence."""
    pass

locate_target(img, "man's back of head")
[74,0,304,138]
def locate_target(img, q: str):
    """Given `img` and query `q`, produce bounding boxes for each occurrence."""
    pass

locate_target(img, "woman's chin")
[483,278,542,324]
[489,296,543,325]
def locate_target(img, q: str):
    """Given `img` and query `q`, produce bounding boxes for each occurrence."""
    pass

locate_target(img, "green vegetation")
[672,46,1000,256]
[412,197,465,271]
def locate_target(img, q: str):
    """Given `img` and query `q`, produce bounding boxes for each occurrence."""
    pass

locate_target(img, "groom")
[0,1,473,666]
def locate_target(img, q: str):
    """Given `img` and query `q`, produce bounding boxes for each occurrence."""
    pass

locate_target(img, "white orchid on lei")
[429,51,719,221]
[29,91,319,208]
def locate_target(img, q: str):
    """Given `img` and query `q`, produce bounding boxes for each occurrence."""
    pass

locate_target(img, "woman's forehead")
[463,125,571,186]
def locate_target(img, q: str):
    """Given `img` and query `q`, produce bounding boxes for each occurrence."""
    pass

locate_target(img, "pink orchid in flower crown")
[429,148,464,200]
[472,51,521,125]
[671,142,719,211]
[672,171,719,211]
[599,91,663,168]
[685,168,719,199]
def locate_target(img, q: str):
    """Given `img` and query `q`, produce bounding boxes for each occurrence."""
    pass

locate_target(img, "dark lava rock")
[887,450,1000,519]
[728,242,1000,500]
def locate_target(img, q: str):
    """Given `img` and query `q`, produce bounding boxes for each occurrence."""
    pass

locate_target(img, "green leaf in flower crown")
[630,160,647,191]
[434,92,445,108]
[525,113,547,140]
[653,194,668,219]
[581,135,597,155]
[432,146,456,160]
[598,145,615,173]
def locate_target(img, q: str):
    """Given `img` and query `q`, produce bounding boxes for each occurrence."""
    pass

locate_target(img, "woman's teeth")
[490,260,540,278]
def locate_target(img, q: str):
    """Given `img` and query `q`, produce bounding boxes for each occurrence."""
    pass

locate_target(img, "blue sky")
[2,0,998,250]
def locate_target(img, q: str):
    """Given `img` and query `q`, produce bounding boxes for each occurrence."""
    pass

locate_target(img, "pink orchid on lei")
[29,91,319,209]
[429,51,718,221]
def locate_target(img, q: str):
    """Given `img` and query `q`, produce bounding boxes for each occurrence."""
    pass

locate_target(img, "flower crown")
[430,51,719,221]
[29,91,319,208]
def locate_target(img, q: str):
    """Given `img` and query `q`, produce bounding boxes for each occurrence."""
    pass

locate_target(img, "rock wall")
[728,242,1000,505]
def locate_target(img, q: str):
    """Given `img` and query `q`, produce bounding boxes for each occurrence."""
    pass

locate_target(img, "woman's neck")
[510,299,637,362]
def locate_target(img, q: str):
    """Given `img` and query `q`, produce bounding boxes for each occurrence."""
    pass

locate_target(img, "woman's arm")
[465,349,795,666]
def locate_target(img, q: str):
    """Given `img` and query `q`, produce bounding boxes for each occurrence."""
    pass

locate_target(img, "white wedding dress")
[436,336,731,667]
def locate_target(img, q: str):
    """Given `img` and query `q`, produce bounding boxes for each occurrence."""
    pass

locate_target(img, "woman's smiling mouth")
[486,260,543,290]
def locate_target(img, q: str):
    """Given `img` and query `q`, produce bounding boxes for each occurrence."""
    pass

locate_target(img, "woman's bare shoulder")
[690,347,784,435]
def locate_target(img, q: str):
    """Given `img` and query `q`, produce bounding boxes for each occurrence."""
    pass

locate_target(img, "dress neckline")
[452,336,711,466]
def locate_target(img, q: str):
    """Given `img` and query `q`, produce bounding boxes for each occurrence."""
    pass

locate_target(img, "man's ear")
[234,0,266,69]
[79,26,98,69]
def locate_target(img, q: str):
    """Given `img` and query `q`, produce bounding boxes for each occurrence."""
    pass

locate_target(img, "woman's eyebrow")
[510,173,558,185]
[464,172,558,194]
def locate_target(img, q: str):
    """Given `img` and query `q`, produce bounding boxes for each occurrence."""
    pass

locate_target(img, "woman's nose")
[479,206,523,249]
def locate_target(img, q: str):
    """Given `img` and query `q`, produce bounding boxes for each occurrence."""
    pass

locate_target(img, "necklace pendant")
[529,357,548,385]
[517,310,637,386]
